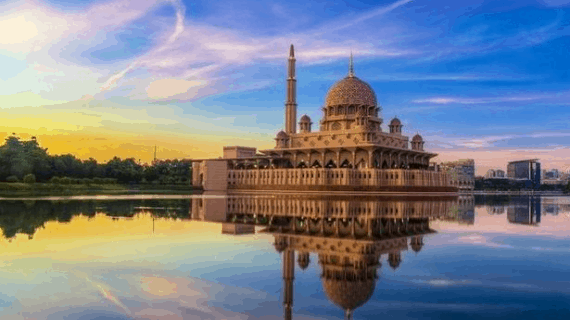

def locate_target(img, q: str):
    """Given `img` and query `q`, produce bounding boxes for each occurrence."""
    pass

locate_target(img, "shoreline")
[469,191,569,196]
[0,182,202,199]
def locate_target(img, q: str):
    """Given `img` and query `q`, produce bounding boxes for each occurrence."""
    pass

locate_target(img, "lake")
[1,194,569,320]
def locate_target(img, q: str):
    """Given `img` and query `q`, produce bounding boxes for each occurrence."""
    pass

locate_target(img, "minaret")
[282,248,295,320]
[285,44,297,134]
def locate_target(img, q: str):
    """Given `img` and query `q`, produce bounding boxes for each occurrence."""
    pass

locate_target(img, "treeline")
[0,199,192,239]
[0,135,192,184]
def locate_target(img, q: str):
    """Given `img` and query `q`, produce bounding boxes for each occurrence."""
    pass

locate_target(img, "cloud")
[97,0,419,100]
[145,79,208,99]
[311,0,413,36]
[412,96,544,105]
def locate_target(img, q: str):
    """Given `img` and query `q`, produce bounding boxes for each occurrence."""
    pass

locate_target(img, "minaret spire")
[348,51,354,77]
[285,44,297,134]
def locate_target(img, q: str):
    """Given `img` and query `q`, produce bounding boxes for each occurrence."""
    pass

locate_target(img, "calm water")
[1,194,570,320]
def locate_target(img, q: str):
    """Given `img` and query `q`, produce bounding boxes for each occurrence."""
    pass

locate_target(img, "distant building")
[543,169,560,180]
[507,159,541,187]
[485,169,506,179]
[223,146,257,159]
[439,159,475,191]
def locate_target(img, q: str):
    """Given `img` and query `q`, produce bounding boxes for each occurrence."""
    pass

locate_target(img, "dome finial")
[349,51,354,77]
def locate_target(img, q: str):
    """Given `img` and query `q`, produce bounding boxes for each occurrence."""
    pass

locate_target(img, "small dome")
[276,130,288,139]
[412,134,423,142]
[410,236,423,253]
[390,118,401,126]
[274,236,288,253]
[274,242,287,253]
[323,278,376,312]
[388,252,402,270]
[325,76,377,108]
[300,114,311,122]
[298,252,310,270]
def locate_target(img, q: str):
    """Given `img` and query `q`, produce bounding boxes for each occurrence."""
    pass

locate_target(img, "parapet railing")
[227,168,453,187]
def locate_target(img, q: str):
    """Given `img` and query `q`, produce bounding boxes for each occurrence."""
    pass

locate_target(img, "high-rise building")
[439,159,475,191]
[507,159,541,187]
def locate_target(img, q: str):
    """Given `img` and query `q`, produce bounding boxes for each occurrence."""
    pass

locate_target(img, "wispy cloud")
[311,0,413,36]
[412,95,543,105]
[99,0,419,100]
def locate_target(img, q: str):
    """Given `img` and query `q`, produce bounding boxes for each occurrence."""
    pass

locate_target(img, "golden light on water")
[0,212,223,258]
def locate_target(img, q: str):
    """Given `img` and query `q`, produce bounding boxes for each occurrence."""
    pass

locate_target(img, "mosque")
[192,45,458,192]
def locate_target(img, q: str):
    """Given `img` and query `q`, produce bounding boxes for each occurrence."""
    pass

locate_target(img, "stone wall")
[191,161,227,190]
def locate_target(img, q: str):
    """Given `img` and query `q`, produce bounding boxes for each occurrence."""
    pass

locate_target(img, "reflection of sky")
[1,199,570,319]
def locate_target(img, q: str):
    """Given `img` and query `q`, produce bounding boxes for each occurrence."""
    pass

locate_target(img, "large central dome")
[325,75,377,108]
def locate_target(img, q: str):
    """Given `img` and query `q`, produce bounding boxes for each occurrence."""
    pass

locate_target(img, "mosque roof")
[325,76,377,108]
[300,114,311,122]
[412,134,423,142]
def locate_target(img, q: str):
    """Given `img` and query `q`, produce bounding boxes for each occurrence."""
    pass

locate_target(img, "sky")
[1,0,570,175]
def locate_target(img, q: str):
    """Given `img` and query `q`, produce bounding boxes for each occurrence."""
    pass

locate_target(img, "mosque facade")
[192,45,458,193]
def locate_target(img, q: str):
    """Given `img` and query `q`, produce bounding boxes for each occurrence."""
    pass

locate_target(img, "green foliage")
[23,174,36,183]
[0,135,192,185]
[60,177,71,185]
[6,175,19,183]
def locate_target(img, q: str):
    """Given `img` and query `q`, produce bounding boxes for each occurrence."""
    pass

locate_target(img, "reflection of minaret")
[285,44,297,134]
[275,236,295,320]
[283,248,295,320]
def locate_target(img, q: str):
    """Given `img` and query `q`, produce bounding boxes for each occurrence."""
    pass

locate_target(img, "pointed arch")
[325,160,337,168]
[311,160,322,168]
[340,159,351,168]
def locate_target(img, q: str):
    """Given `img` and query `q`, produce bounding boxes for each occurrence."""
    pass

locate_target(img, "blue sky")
[1,0,570,174]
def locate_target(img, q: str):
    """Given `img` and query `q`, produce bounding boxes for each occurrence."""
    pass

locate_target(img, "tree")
[23,174,36,183]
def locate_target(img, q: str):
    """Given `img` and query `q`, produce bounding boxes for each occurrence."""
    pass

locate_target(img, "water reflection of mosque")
[192,193,474,320]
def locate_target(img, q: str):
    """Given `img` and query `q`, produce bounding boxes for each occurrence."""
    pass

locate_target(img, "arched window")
[348,106,355,114]
[331,122,342,130]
